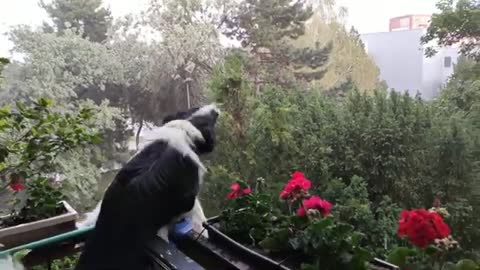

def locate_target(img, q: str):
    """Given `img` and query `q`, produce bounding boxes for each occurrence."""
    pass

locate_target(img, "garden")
[0,0,479,269]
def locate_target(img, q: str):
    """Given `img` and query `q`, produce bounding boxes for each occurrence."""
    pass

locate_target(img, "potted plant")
[205,171,479,270]
[387,205,479,270]
[0,98,101,249]
[205,172,379,270]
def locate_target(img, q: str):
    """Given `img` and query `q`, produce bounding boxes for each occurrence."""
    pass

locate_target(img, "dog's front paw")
[157,226,170,242]
[191,220,209,239]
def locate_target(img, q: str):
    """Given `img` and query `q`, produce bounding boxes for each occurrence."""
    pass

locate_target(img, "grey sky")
[0,0,438,57]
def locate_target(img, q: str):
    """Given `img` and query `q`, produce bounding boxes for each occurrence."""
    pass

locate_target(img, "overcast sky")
[0,0,438,57]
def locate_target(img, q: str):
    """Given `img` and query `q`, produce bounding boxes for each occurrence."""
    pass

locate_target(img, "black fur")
[75,106,218,270]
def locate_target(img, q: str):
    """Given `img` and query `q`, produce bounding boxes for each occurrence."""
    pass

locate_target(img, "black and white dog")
[74,104,220,270]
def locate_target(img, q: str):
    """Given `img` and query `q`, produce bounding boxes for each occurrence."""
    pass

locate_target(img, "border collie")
[73,104,220,270]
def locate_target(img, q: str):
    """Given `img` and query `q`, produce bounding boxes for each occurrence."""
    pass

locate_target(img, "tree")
[223,0,332,84]
[0,57,9,85]
[141,0,226,108]
[40,0,112,43]
[4,26,122,102]
[0,57,9,72]
[290,4,380,91]
[422,0,480,59]
[1,26,124,203]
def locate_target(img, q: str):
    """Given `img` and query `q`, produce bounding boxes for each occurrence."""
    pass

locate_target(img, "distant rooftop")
[389,14,431,32]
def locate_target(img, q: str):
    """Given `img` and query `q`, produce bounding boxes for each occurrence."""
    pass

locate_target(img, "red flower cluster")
[8,176,25,192]
[280,172,311,200]
[398,209,451,248]
[227,182,252,199]
[297,196,332,217]
[10,182,25,192]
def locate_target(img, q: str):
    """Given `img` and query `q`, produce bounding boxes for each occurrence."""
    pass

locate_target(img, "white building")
[361,29,459,100]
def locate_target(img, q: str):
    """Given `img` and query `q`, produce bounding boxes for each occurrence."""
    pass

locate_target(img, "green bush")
[204,53,480,261]
[0,98,101,225]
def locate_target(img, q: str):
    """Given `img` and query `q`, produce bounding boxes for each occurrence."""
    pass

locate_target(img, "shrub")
[0,98,101,226]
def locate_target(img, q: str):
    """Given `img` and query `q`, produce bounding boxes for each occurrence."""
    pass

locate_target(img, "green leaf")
[0,105,10,116]
[37,98,54,107]
[455,259,479,270]
[442,262,458,270]
[12,249,31,261]
[289,237,302,250]
[310,216,334,233]
[387,247,416,268]
[425,245,441,256]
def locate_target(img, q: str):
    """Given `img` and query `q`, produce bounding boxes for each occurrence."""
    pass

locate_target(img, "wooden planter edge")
[0,200,78,238]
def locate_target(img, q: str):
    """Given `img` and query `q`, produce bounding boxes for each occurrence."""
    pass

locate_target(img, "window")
[444,56,452,68]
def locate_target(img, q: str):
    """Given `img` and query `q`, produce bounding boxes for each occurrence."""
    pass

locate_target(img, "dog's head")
[163,104,220,154]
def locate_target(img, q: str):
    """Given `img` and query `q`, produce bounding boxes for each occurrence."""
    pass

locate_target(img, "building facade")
[361,26,459,100]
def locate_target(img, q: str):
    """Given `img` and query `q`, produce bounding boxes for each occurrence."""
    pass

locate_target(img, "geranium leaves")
[259,228,290,252]
[387,247,417,268]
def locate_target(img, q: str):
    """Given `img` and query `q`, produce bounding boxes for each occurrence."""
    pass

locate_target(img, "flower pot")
[0,201,78,249]
[203,217,294,270]
[202,217,399,270]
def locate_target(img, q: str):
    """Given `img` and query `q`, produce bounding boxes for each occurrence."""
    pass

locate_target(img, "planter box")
[0,201,78,249]
[200,217,399,270]
[203,217,293,270]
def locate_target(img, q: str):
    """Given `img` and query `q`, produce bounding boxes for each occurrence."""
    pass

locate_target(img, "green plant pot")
[0,201,78,250]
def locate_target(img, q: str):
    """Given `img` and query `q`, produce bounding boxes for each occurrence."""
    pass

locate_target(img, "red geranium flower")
[297,196,332,217]
[9,182,25,192]
[397,209,451,248]
[8,176,25,193]
[279,171,311,201]
[227,182,252,199]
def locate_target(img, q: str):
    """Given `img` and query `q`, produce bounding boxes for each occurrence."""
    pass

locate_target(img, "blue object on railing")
[169,218,193,243]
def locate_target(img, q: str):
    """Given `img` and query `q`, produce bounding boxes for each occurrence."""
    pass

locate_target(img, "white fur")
[0,256,24,270]
[189,103,220,119]
[76,201,102,229]
[77,119,209,240]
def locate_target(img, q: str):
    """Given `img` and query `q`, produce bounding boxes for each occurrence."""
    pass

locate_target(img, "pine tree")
[40,0,112,43]
[223,0,331,84]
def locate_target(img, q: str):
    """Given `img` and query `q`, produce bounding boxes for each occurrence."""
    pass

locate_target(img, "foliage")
[0,57,9,85]
[436,57,480,118]
[290,5,380,91]
[219,173,373,270]
[223,0,332,83]
[0,98,101,224]
[322,177,402,256]
[9,177,65,224]
[387,238,479,270]
[31,254,80,270]
[40,0,112,43]
[422,0,480,59]
[220,180,277,245]
[290,216,372,270]
[205,53,480,262]
[4,27,122,102]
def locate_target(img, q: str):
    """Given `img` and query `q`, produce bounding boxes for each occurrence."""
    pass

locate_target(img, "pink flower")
[227,182,252,199]
[297,196,332,217]
[279,171,311,201]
